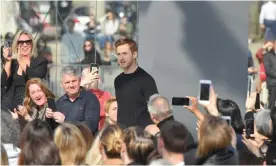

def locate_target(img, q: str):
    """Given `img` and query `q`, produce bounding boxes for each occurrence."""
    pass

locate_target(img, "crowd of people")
[60,9,135,65]
[1,28,276,165]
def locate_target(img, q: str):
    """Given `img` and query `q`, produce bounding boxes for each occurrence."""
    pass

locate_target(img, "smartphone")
[172,97,189,106]
[245,119,254,138]
[199,80,212,104]
[4,41,12,57]
[255,93,260,110]
[221,116,231,126]
[47,98,57,112]
[90,63,99,73]
[4,41,10,48]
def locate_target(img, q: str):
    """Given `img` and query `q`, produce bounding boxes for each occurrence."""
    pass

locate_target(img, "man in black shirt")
[114,38,158,128]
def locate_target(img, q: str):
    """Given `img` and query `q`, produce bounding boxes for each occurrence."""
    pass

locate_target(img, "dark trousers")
[268,87,276,111]
[264,19,276,41]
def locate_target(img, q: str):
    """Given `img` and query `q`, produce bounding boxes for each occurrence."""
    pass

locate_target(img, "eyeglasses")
[84,44,92,47]
[17,40,32,45]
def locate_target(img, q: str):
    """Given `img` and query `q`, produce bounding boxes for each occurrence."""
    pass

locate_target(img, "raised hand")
[11,109,19,119]
[2,47,12,61]
[246,92,257,112]
[45,108,54,118]
[53,112,65,124]
[184,96,204,121]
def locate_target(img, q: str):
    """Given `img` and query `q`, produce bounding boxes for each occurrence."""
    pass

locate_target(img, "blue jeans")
[264,19,276,41]
[99,35,113,49]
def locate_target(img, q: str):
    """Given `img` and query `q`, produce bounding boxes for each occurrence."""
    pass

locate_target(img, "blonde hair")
[12,30,37,59]
[23,78,55,112]
[86,130,104,165]
[122,127,155,165]
[197,115,232,157]
[54,123,87,165]
[104,97,117,114]
[103,97,117,126]
[100,125,123,159]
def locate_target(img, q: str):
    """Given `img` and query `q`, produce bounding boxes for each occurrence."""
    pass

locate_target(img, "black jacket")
[80,49,102,65]
[1,56,48,111]
[263,51,276,87]
[195,149,239,165]
[267,140,276,165]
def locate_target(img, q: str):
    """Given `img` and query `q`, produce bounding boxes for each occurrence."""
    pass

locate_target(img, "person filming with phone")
[1,32,14,64]
[242,92,273,164]
[1,30,48,112]
[81,64,112,130]
[147,94,195,147]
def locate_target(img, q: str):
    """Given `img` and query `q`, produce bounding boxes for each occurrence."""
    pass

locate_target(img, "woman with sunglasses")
[1,30,48,114]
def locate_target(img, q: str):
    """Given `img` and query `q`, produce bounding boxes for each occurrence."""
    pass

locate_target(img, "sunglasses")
[17,40,32,45]
[84,44,92,47]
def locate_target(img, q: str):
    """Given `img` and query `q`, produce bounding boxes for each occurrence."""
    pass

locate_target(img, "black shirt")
[114,67,158,128]
[264,51,276,87]
[1,56,48,111]
[56,88,100,134]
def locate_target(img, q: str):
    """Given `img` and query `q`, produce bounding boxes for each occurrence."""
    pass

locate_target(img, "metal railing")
[45,64,121,98]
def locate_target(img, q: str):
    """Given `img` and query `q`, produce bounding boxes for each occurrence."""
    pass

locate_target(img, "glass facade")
[0,1,138,97]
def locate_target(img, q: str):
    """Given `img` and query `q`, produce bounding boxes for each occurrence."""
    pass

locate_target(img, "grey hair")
[60,66,81,78]
[149,159,172,166]
[147,94,173,118]
[255,109,272,138]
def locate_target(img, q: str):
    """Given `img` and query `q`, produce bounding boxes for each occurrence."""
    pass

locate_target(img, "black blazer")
[1,56,48,110]
[1,56,48,88]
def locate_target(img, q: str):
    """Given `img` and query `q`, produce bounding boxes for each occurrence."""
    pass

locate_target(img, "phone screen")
[200,83,210,101]
[4,41,9,48]
[90,63,99,73]
[4,41,12,57]
[172,97,189,106]
[221,116,231,125]
[47,98,57,111]
[255,93,260,110]
[245,119,254,138]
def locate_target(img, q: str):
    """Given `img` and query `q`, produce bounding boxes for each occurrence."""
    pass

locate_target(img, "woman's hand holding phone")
[15,105,32,121]
[86,69,100,84]
[45,108,54,118]
[246,92,257,112]
[81,68,100,87]
[242,134,262,158]
[183,96,204,121]
[2,47,12,61]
